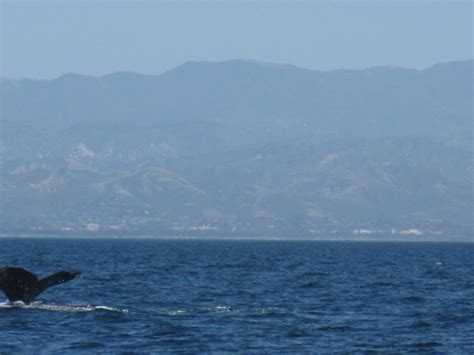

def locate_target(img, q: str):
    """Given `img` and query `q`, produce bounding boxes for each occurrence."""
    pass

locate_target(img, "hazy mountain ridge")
[1,60,473,238]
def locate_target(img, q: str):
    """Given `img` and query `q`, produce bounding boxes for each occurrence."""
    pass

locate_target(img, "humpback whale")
[0,267,82,304]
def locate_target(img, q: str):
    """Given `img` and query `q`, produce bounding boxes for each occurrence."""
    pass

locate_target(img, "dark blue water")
[0,238,473,352]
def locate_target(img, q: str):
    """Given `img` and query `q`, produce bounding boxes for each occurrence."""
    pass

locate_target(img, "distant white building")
[353,229,373,235]
[85,223,100,232]
[400,229,423,236]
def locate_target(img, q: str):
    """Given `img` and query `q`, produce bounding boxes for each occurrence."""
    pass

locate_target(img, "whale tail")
[0,267,82,304]
[36,271,83,296]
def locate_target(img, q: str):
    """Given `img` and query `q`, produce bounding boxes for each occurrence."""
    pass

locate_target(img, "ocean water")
[0,238,472,353]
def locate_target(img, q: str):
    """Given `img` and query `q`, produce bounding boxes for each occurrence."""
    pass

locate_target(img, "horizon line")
[1,57,472,82]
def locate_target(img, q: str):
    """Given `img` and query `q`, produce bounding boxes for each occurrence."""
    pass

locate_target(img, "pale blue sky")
[1,1,472,79]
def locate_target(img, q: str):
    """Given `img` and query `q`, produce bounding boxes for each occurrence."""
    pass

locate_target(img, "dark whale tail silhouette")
[0,267,82,304]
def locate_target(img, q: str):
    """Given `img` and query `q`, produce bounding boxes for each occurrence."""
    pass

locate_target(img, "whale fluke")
[0,267,82,304]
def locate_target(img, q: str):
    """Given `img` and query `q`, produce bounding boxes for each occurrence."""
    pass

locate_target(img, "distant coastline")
[0,231,472,243]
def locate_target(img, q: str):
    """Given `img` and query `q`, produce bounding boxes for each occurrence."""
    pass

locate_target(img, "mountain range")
[1,59,473,239]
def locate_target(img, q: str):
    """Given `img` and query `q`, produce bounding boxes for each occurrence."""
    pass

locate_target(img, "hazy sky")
[1,1,472,79]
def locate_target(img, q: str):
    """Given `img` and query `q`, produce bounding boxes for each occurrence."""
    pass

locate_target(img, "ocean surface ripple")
[0,239,472,352]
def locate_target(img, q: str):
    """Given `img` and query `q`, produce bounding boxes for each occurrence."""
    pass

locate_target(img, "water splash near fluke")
[0,301,128,313]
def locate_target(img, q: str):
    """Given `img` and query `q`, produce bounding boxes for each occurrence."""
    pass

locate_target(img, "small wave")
[300,281,322,289]
[0,301,128,313]
[410,320,431,329]
[410,341,442,348]
[167,310,187,316]
[370,281,397,287]
[95,305,128,313]
[168,306,286,317]
[287,329,310,338]
[436,313,468,323]
[206,305,234,313]
[68,341,103,350]
[302,271,329,277]
[318,324,352,332]
[401,296,426,303]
